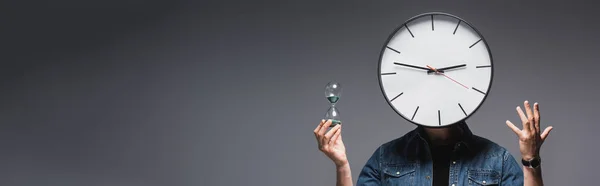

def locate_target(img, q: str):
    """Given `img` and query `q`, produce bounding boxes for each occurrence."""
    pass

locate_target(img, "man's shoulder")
[379,128,418,148]
[470,134,512,158]
[373,128,420,158]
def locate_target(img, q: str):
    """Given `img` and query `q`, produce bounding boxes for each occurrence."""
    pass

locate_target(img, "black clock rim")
[376,12,494,128]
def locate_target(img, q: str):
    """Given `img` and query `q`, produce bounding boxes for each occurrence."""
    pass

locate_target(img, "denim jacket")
[356,123,523,186]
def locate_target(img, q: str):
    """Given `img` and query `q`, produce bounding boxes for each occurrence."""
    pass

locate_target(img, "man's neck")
[423,125,463,146]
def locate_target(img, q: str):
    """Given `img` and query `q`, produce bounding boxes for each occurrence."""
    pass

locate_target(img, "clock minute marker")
[476,65,491,68]
[469,38,482,48]
[386,46,401,54]
[405,24,415,38]
[472,87,486,95]
[411,106,419,120]
[381,72,396,75]
[390,92,403,102]
[458,103,467,116]
[453,20,461,35]
[431,15,434,31]
[438,110,441,125]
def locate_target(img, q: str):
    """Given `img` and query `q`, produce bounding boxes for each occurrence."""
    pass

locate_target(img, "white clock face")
[378,13,493,127]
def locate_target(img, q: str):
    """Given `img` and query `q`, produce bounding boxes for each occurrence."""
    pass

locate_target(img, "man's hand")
[505,100,553,160]
[314,119,348,167]
[314,119,353,186]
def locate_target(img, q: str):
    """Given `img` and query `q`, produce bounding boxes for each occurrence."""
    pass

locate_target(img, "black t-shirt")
[430,143,455,186]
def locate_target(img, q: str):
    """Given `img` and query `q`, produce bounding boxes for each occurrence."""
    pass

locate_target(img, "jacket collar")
[414,121,475,152]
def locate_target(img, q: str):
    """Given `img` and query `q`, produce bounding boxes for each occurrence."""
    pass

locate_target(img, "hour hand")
[435,64,466,72]
[394,62,435,72]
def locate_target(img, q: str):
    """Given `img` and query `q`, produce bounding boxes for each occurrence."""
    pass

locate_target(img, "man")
[314,100,553,186]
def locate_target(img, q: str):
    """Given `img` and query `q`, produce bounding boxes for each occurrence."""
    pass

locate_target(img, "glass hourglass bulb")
[324,81,342,125]
[325,81,342,104]
[325,106,341,125]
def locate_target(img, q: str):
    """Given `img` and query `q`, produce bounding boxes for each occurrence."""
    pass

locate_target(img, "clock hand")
[394,62,441,73]
[436,64,466,72]
[426,64,466,74]
[426,65,469,89]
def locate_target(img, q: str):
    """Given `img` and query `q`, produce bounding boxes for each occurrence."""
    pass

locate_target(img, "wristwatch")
[521,157,541,168]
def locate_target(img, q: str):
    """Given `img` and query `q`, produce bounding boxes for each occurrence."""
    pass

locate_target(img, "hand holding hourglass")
[314,81,349,168]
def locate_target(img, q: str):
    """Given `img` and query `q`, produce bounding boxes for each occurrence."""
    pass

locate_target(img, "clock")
[377,12,493,127]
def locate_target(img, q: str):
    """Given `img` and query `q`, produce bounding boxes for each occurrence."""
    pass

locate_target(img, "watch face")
[522,157,541,168]
[378,12,493,127]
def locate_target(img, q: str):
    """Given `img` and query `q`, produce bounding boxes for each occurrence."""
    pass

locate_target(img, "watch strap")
[521,157,541,168]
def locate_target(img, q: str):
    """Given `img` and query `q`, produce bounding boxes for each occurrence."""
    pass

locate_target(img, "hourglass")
[324,81,342,126]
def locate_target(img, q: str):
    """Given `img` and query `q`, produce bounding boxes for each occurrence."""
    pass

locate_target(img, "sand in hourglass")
[327,96,339,103]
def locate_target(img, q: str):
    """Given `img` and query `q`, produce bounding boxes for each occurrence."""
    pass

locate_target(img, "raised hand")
[506,100,554,160]
[314,119,348,167]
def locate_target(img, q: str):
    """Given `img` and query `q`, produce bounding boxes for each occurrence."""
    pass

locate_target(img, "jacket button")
[426,175,430,179]
[452,184,455,186]
[452,161,456,164]
[396,171,400,175]
[482,181,487,184]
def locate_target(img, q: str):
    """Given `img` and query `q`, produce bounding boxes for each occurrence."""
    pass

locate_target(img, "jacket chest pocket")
[468,169,500,186]
[382,164,416,186]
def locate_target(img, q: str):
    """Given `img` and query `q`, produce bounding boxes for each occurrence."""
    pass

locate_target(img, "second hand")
[426,65,469,89]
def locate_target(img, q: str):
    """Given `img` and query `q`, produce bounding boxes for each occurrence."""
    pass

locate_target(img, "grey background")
[1,1,598,185]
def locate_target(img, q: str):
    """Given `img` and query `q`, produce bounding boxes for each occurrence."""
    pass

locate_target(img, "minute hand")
[393,62,431,71]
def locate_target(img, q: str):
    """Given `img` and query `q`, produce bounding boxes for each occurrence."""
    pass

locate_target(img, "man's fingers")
[330,126,342,144]
[318,119,332,136]
[534,102,541,133]
[524,101,535,132]
[524,101,534,120]
[325,124,341,139]
[541,126,553,141]
[516,106,530,132]
[317,120,332,147]
[506,120,521,135]
[314,119,325,136]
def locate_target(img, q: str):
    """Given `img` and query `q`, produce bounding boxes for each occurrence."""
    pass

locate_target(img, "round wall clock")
[377,12,493,127]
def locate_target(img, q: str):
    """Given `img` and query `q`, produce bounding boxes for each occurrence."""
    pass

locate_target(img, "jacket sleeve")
[501,150,524,185]
[356,146,382,186]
